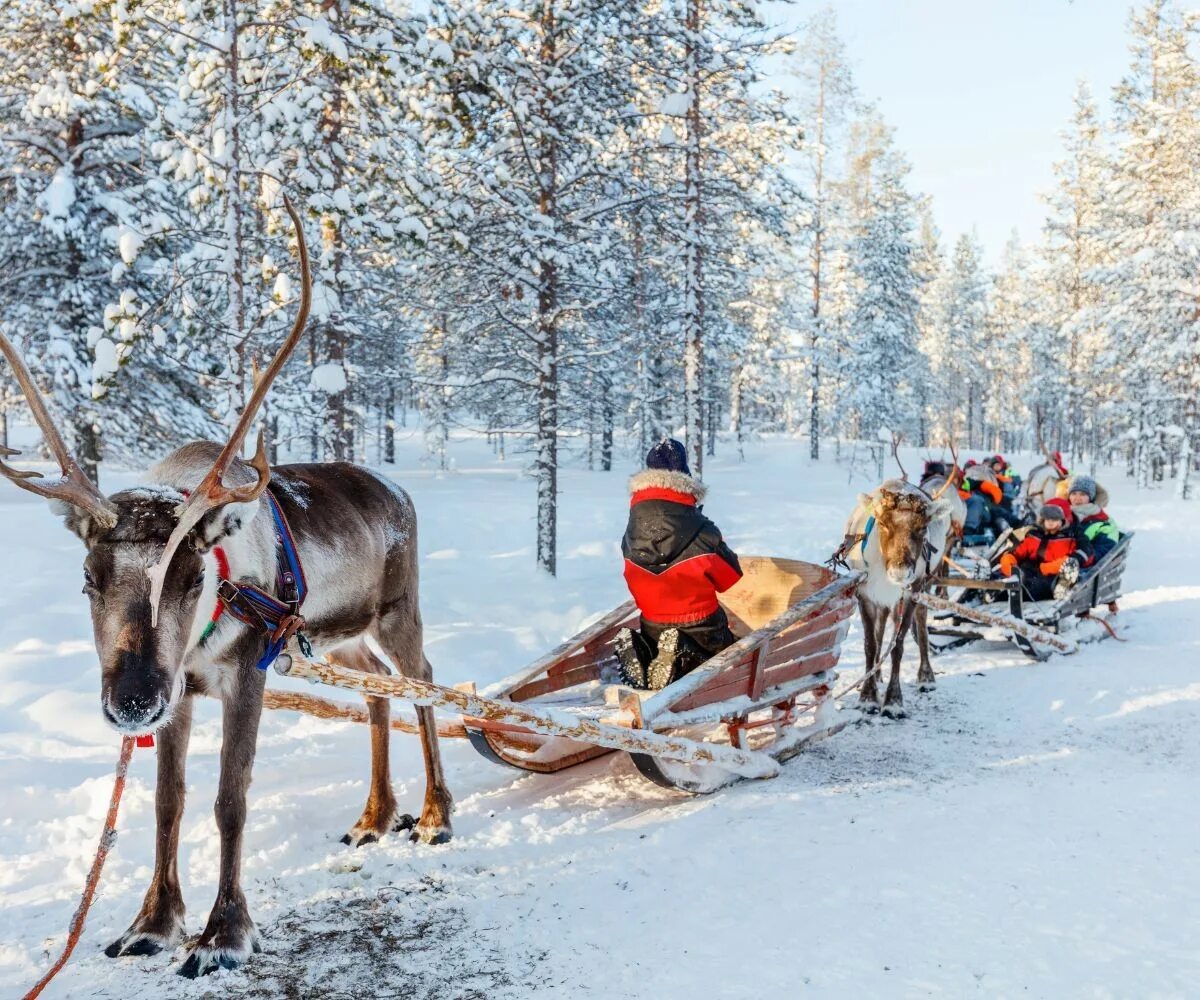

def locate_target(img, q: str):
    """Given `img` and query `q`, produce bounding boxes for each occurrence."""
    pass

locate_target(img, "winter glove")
[1039,556,1067,576]
[998,553,1018,577]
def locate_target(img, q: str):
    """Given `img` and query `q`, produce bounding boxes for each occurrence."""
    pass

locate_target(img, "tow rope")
[202,489,311,671]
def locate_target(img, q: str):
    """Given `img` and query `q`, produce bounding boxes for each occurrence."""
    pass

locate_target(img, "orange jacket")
[999,528,1079,578]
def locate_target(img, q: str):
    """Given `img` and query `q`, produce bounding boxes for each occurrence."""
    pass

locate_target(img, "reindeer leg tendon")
[178,667,265,978]
[882,600,917,719]
[106,695,193,959]
[374,603,453,846]
[322,641,406,847]
[914,601,937,692]
[857,595,884,713]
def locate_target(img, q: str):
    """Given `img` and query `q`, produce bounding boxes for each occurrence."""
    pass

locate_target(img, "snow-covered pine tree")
[791,7,856,460]
[843,124,922,441]
[0,0,209,478]
[422,0,640,573]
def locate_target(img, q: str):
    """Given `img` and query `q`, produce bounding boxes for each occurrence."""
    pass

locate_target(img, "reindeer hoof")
[857,698,881,715]
[104,912,185,959]
[177,942,260,978]
[341,808,410,847]
[410,823,452,846]
[917,679,937,693]
[105,934,166,958]
[881,702,907,719]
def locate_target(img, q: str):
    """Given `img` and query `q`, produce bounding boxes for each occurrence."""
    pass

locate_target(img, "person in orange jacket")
[996,497,1092,600]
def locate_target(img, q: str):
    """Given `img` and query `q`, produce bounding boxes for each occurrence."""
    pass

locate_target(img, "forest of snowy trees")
[1,0,1198,573]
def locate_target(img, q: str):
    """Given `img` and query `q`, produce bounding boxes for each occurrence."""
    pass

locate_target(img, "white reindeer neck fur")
[629,468,707,502]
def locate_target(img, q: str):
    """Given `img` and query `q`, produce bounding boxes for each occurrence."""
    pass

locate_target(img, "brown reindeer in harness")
[836,479,954,717]
[0,199,452,978]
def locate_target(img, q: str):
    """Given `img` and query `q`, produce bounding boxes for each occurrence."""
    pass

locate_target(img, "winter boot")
[646,628,680,691]
[1053,557,1080,601]
[614,628,647,688]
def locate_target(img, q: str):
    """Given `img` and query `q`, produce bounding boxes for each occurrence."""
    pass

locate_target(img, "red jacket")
[621,471,742,625]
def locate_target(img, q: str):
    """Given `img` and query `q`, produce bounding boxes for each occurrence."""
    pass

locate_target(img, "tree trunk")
[682,0,705,476]
[75,417,101,487]
[384,386,395,464]
[535,0,559,575]
[600,375,613,472]
[222,0,248,421]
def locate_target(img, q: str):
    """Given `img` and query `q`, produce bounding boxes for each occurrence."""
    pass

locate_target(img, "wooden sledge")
[925,532,1133,660]
[460,557,861,794]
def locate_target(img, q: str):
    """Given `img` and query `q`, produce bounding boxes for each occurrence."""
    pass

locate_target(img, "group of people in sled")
[991,471,1120,602]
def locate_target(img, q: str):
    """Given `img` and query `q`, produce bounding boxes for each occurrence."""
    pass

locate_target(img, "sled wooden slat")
[639,571,861,727]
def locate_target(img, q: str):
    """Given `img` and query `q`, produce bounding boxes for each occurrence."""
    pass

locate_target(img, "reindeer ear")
[857,492,875,510]
[929,497,953,520]
[189,499,259,553]
[51,499,102,546]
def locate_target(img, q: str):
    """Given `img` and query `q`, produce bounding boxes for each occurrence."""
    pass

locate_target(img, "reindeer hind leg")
[373,607,453,846]
[326,641,408,847]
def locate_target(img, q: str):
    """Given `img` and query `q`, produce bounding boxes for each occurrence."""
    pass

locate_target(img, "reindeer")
[836,479,954,716]
[919,442,966,545]
[0,199,453,978]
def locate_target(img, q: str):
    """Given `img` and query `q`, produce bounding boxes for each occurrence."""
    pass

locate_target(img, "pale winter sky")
[781,0,1136,265]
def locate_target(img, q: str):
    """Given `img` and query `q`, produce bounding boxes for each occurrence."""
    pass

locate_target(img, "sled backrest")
[719,556,839,636]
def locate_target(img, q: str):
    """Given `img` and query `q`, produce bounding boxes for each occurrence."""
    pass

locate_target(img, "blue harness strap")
[215,490,311,670]
[861,515,875,554]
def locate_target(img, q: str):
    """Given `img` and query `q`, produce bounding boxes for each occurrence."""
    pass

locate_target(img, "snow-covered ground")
[2,434,1197,999]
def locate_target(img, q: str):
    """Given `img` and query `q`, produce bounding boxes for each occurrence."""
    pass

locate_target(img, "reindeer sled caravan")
[0,198,1135,990]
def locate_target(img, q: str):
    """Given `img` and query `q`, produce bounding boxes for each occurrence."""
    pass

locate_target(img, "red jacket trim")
[630,487,697,508]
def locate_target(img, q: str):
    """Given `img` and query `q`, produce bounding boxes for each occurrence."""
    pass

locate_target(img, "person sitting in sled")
[615,439,743,691]
[995,497,1092,601]
[1066,474,1120,562]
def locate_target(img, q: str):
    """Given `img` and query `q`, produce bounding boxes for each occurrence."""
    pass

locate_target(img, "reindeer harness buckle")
[209,489,310,671]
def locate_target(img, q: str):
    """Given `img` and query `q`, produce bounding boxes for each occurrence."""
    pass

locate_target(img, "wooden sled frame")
[460,558,862,793]
[926,532,1134,660]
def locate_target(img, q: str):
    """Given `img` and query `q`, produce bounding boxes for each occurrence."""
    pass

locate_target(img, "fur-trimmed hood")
[628,468,707,503]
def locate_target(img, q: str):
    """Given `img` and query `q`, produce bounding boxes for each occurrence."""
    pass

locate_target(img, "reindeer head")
[62,487,245,731]
[860,480,949,589]
[0,197,310,736]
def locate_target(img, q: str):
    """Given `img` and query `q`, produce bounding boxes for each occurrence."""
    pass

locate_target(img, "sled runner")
[924,532,1133,660]
[459,557,860,793]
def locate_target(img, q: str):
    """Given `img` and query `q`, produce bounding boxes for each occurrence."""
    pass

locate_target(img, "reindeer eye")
[190,570,205,592]
[82,569,97,592]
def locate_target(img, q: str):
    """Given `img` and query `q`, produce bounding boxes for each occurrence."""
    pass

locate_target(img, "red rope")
[22,737,136,1000]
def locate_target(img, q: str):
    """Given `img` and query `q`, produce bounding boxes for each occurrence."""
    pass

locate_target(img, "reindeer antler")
[930,438,960,500]
[146,194,311,625]
[890,430,908,481]
[0,332,118,530]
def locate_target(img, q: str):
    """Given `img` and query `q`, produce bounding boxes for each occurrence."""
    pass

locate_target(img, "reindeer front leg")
[106,694,193,958]
[858,596,886,713]
[178,667,264,978]
[882,599,917,719]
[914,600,937,691]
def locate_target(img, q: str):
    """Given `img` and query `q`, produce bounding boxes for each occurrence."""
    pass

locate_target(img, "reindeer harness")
[199,490,311,670]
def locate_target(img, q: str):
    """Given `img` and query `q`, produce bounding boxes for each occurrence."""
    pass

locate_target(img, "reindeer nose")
[102,678,170,733]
